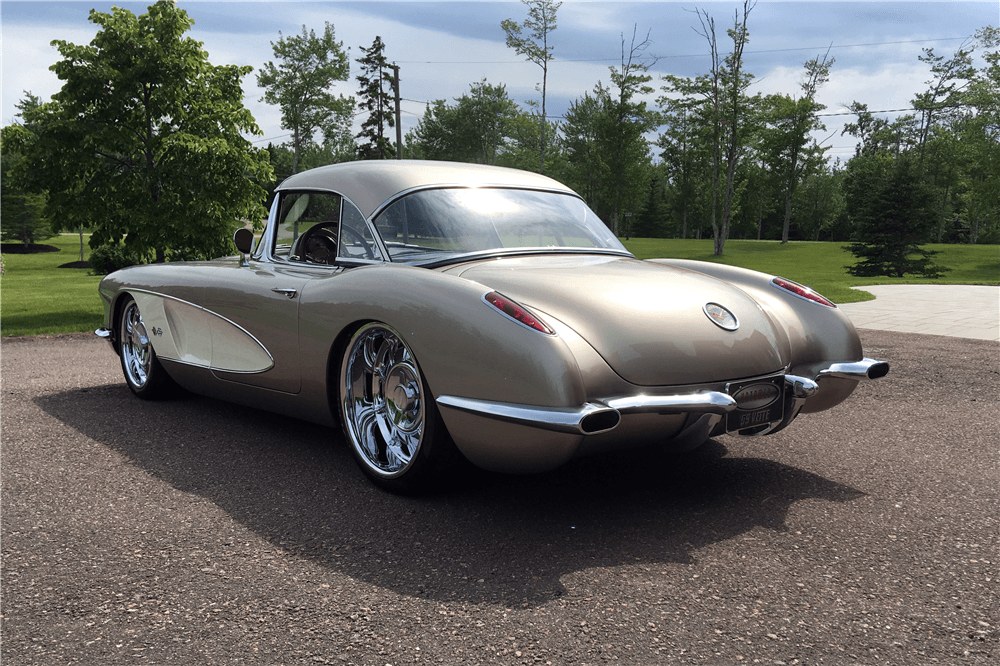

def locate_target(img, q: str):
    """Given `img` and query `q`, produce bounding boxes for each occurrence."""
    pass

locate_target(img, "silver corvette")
[97,160,888,491]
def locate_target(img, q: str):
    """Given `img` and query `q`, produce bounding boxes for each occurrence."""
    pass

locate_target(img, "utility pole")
[392,63,402,159]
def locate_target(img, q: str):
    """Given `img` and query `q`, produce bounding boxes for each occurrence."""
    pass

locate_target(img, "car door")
[196,260,335,394]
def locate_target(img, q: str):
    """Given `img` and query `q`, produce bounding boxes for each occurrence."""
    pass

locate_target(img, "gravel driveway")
[2,330,997,665]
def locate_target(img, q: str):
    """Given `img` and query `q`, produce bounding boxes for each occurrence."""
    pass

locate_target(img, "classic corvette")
[96,160,888,491]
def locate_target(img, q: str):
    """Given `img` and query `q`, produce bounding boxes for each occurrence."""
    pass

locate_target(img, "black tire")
[118,295,176,399]
[338,322,458,493]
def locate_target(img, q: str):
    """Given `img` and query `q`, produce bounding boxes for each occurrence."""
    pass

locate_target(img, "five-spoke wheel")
[339,322,453,491]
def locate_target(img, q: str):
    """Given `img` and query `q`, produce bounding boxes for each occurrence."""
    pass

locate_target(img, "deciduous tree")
[761,50,834,242]
[18,1,272,263]
[257,23,353,174]
[502,0,561,173]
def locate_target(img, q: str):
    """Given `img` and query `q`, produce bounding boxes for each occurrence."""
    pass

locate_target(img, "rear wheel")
[339,322,456,492]
[118,296,175,399]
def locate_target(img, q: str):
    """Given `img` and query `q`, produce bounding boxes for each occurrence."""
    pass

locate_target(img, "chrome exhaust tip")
[579,408,621,435]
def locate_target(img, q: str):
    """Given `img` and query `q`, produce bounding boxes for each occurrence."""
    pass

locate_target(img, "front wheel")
[118,295,176,399]
[339,322,456,493]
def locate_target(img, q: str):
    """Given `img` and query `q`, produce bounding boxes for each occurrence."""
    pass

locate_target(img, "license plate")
[726,376,785,433]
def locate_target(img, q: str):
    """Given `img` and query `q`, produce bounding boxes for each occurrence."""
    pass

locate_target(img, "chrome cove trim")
[437,390,737,437]
[816,358,890,381]
[126,289,274,374]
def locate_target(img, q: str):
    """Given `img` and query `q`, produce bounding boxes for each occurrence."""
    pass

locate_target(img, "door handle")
[271,288,297,299]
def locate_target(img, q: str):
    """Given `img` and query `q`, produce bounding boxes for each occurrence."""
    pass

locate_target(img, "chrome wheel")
[341,323,426,478]
[121,299,152,389]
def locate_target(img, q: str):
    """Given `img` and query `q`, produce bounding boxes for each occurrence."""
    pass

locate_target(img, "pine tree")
[355,36,396,160]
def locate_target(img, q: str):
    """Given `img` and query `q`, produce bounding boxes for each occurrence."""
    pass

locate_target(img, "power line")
[394,36,969,65]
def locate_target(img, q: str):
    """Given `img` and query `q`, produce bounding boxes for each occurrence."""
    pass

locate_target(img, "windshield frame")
[369,185,633,267]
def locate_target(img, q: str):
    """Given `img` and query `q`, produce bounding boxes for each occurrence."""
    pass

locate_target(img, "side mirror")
[233,228,254,266]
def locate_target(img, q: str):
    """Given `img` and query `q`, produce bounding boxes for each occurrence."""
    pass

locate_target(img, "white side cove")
[130,291,274,373]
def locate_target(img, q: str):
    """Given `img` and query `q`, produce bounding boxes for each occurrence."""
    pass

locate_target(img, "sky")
[2,1,998,162]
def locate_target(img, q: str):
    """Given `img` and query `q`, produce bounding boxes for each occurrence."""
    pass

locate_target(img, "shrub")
[89,244,139,275]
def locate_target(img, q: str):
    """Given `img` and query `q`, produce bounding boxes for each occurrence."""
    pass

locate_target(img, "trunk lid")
[447,254,787,386]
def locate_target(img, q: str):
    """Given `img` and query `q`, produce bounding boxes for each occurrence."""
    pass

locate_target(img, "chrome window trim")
[264,189,386,268]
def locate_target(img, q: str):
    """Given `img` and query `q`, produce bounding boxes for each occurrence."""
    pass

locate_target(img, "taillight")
[483,291,554,335]
[771,277,836,308]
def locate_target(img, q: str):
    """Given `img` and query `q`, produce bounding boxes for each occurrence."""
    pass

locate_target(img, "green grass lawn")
[1,235,997,337]
[1,234,105,337]
[622,238,1000,305]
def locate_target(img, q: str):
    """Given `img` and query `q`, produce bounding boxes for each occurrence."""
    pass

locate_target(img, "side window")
[273,191,342,264]
[340,200,383,261]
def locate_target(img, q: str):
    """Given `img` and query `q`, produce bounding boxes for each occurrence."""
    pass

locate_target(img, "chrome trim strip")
[816,357,890,380]
[126,288,275,372]
[436,395,617,435]
[604,392,737,414]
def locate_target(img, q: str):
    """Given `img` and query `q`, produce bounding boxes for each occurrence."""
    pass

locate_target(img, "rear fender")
[296,263,589,425]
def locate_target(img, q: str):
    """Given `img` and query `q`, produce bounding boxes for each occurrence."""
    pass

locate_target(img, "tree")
[661,1,758,255]
[844,154,948,278]
[761,49,834,242]
[658,101,711,239]
[561,28,658,233]
[912,43,975,167]
[602,28,659,234]
[1,125,53,247]
[355,36,396,160]
[1,93,54,249]
[562,91,608,209]
[842,102,916,158]
[502,0,561,173]
[16,1,272,263]
[257,23,353,174]
[406,80,520,165]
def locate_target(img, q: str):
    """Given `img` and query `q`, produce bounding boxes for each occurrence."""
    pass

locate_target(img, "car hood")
[446,254,788,386]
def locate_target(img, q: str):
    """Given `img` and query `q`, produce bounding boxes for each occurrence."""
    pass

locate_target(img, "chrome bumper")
[437,357,888,439]
[437,391,737,437]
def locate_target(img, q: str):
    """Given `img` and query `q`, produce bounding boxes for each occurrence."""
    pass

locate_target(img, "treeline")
[2,0,997,273]
[270,1,1000,256]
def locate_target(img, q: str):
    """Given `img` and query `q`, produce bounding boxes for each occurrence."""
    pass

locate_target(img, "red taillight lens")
[771,277,836,308]
[484,291,554,335]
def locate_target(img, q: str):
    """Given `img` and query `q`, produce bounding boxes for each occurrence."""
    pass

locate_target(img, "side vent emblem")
[704,303,739,331]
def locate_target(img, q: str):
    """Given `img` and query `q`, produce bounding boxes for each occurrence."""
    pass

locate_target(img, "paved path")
[837,284,1000,341]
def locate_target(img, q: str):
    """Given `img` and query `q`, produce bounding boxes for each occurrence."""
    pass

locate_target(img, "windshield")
[373,187,627,264]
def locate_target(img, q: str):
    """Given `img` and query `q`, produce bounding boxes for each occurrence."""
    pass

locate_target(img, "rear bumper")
[436,358,888,473]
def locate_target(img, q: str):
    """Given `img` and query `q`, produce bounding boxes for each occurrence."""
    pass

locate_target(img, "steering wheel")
[339,225,376,260]
[297,223,375,264]
[298,224,339,264]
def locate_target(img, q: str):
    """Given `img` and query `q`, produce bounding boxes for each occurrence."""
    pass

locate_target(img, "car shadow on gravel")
[36,384,865,607]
